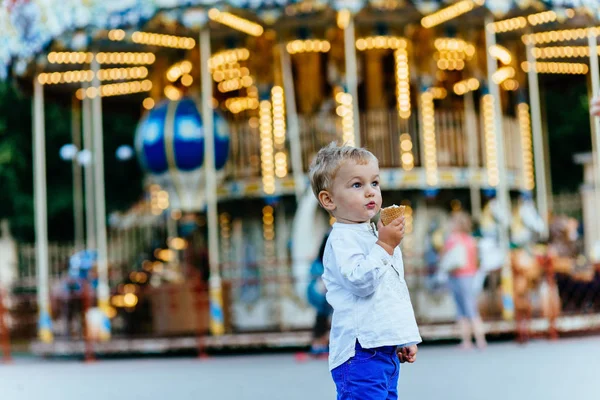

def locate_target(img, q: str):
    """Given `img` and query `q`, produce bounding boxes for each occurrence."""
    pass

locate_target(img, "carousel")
[2,0,600,354]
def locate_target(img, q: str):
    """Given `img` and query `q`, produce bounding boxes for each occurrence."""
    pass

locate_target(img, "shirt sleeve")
[330,234,394,297]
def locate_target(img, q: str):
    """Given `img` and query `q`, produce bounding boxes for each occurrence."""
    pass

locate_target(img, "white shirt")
[322,222,422,371]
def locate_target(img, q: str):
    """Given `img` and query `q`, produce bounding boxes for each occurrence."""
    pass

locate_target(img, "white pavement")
[1,337,598,400]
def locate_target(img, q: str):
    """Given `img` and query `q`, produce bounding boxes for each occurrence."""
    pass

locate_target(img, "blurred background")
[1,0,600,399]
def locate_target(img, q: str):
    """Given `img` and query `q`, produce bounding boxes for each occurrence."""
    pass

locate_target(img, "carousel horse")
[475,198,509,295]
[549,216,600,316]
[509,196,545,341]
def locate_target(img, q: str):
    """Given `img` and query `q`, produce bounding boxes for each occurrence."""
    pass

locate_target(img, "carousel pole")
[464,90,481,221]
[525,40,550,239]
[82,82,96,250]
[91,56,111,338]
[485,17,513,321]
[341,10,361,147]
[71,96,85,251]
[587,31,600,242]
[33,77,53,343]
[200,27,224,336]
[280,44,306,202]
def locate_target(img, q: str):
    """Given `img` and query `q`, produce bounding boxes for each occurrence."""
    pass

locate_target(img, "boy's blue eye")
[372,181,379,187]
[352,182,361,188]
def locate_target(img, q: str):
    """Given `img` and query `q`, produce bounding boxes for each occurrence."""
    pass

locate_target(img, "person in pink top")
[443,211,487,349]
[592,96,600,117]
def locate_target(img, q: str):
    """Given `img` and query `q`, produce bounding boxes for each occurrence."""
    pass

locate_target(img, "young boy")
[309,142,421,400]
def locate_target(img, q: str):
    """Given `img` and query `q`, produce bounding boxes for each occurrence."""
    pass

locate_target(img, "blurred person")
[443,211,487,350]
[309,143,421,400]
[591,96,600,117]
[306,232,332,357]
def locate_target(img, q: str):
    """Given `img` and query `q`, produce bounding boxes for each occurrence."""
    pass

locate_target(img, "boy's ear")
[318,190,336,212]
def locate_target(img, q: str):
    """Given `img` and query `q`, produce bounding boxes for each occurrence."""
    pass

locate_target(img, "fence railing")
[9,249,600,344]
[223,109,523,181]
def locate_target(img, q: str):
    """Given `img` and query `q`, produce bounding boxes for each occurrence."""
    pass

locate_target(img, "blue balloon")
[135,97,230,175]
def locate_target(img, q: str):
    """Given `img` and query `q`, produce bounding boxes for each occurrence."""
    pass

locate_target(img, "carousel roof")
[1,0,599,80]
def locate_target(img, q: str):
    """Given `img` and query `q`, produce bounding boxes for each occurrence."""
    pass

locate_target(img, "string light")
[219,213,232,265]
[335,91,355,146]
[217,76,254,93]
[518,103,535,191]
[271,86,288,178]
[532,46,600,59]
[166,60,193,82]
[75,79,153,99]
[286,39,331,54]
[395,48,411,119]
[487,16,528,34]
[96,66,148,81]
[38,67,148,85]
[421,0,485,29]
[181,74,194,87]
[399,133,414,171]
[492,66,516,84]
[47,52,156,65]
[403,203,414,235]
[47,52,93,64]
[522,27,600,45]
[262,206,276,264]
[212,66,250,82]
[436,58,466,71]
[209,48,250,70]
[453,78,479,95]
[142,97,155,110]
[225,96,259,114]
[428,87,447,100]
[482,94,499,187]
[434,38,476,54]
[108,29,126,41]
[528,9,571,26]
[433,38,474,71]
[337,9,351,29]
[420,91,438,186]
[149,185,163,215]
[521,61,589,74]
[501,79,519,91]
[488,9,575,33]
[131,31,196,49]
[95,52,156,64]
[164,85,182,101]
[260,101,276,194]
[38,70,94,85]
[356,36,407,51]
[208,8,264,37]
[489,44,512,65]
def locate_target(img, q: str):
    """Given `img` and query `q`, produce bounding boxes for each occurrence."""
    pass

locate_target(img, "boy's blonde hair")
[308,142,378,199]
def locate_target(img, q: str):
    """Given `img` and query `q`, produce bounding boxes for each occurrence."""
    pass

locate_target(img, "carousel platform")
[30,313,600,357]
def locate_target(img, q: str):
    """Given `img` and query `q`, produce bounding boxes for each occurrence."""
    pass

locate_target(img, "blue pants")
[331,341,400,400]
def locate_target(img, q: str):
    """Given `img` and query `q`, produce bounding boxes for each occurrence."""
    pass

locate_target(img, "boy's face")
[318,159,382,224]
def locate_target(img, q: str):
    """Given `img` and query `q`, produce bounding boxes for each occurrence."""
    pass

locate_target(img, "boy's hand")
[592,96,600,117]
[397,344,418,364]
[376,216,405,255]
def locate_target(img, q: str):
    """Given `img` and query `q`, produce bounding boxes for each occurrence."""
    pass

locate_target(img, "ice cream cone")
[380,205,405,225]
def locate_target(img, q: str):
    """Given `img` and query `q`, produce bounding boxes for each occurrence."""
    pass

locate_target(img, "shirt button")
[383,259,388,265]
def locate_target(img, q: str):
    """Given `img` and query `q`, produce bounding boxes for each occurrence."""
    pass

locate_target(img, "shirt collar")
[333,222,373,232]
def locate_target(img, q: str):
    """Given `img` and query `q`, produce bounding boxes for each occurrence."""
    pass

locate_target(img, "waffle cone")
[380,205,405,226]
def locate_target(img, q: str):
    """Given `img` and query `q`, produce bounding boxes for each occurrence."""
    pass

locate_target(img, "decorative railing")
[224,109,523,182]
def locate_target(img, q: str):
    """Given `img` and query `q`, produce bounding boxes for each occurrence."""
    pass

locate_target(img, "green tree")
[543,76,592,194]
[0,81,143,242]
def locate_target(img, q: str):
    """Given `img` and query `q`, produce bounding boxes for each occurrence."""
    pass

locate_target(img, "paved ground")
[1,337,598,400]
